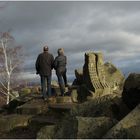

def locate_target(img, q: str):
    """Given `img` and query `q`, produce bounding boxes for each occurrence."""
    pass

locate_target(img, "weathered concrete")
[103,104,140,139]
[122,73,140,109]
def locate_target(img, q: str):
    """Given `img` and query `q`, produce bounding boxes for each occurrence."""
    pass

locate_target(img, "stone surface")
[75,69,83,84]
[16,99,48,115]
[51,87,61,96]
[83,52,102,92]
[48,103,75,111]
[104,62,125,93]
[56,96,72,103]
[8,93,40,111]
[54,114,78,139]
[122,73,140,109]
[71,88,78,103]
[103,104,140,139]
[72,52,125,99]
[71,93,130,121]
[77,116,117,139]
[37,125,56,139]
[0,114,32,132]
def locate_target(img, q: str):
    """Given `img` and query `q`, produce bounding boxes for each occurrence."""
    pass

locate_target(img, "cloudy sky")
[0,1,140,82]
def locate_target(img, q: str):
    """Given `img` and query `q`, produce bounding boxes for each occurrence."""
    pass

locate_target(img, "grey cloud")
[0,1,140,82]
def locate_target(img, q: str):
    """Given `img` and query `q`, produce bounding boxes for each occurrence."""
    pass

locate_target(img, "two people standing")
[35,46,67,100]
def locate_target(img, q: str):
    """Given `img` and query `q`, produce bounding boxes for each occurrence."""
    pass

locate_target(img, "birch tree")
[0,32,23,104]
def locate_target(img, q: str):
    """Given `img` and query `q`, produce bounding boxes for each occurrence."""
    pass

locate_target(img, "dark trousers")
[40,75,52,99]
[56,70,67,96]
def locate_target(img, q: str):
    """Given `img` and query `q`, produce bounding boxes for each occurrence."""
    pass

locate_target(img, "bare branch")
[0,88,7,96]
[0,80,7,90]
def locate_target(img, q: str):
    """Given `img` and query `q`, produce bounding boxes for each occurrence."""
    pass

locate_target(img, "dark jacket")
[54,55,67,74]
[35,52,54,76]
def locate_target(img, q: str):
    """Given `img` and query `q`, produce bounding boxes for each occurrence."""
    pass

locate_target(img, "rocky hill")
[0,51,139,139]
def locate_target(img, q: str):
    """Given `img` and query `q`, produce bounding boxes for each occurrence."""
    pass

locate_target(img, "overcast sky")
[0,1,140,82]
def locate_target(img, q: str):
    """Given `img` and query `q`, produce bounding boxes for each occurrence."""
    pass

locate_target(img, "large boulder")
[71,93,130,121]
[37,125,56,139]
[77,116,117,138]
[16,99,48,115]
[103,104,140,139]
[54,114,78,139]
[122,73,140,109]
[45,115,117,139]
[74,69,83,85]
[0,114,32,132]
[104,62,125,93]
[82,52,124,98]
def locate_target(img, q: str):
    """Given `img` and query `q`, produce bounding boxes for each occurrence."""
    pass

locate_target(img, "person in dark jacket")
[35,46,54,100]
[54,48,68,96]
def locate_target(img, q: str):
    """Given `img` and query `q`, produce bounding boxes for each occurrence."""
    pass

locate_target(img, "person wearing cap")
[35,46,54,100]
[54,48,68,96]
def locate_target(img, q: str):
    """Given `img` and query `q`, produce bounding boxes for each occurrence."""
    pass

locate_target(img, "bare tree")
[0,32,23,104]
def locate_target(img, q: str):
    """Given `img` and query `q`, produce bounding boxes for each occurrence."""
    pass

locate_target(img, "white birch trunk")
[0,33,20,105]
[1,39,11,104]
[6,75,10,104]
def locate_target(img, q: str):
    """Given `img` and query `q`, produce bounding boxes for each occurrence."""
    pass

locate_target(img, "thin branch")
[0,88,7,96]
[10,62,20,74]
[0,88,15,97]
[0,80,7,90]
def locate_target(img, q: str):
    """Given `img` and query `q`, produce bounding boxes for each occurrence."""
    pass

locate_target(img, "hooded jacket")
[54,55,67,74]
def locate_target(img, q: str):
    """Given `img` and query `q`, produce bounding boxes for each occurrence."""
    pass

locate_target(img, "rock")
[82,52,124,98]
[11,91,19,98]
[77,84,90,102]
[71,93,130,121]
[29,115,58,126]
[19,88,31,95]
[103,104,140,139]
[54,114,77,139]
[7,97,27,113]
[48,103,75,111]
[53,115,117,139]
[104,62,125,93]
[0,114,32,132]
[51,80,59,88]
[122,73,140,109]
[16,99,48,115]
[37,125,56,139]
[77,116,117,138]
[47,97,56,104]
[56,96,72,104]
[51,87,61,96]
[71,88,78,103]
[31,86,41,94]
[3,94,44,113]
[75,69,83,84]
